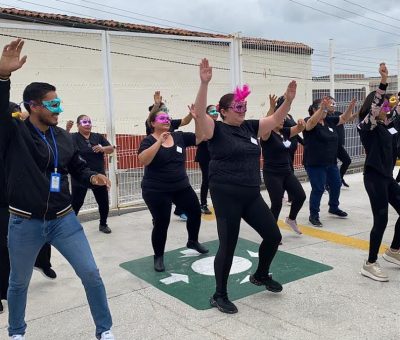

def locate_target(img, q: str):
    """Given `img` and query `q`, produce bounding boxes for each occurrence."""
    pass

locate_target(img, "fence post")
[101,31,118,209]
[230,32,243,90]
[329,38,335,98]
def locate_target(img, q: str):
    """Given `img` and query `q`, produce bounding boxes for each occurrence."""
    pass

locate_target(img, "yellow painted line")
[277,220,388,254]
[202,206,387,254]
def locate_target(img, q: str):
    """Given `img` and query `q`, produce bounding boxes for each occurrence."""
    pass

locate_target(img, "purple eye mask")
[155,114,171,123]
[80,119,92,127]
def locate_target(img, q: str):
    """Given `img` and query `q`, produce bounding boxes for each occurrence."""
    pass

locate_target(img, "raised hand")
[199,58,212,84]
[91,174,111,188]
[348,98,356,111]
[0,39,27,78]
[269,94,278,109]
[153,91,162,105]
[285,81,297,102]
[297,118,306,131]
[66,120,74,132]
[320,96,331,110]
[187,104,197,119]
[379,62,388,78]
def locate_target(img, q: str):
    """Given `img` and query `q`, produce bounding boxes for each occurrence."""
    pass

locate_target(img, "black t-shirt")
[145,119,181,136]
[138,131,196,191]
[195,141,210,164]
[261,127,292,174]
[208,120,261,187]
[283,114,303,157]
[71,132,111,174]
[303,116,339,167]
[0,158,7,207]
[329,111,345,146]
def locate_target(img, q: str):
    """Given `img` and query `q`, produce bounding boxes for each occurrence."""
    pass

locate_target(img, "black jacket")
[0,79,96,219]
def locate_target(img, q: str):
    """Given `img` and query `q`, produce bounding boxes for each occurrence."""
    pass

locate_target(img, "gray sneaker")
[383,248,400,266]
[360,261,389,282]
[285,217,302,234]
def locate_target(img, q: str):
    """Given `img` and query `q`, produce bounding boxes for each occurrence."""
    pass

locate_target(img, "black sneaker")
[210,294,238,314]
[200,205,212,215]
[309,215,323,227]
[341,179,350,188]
[0,300,3,314]
[328,209,348,218]
[153,255,165,272]
[187,240,209,254]
[99,224,112,234]
[34,266,57,280]
[250,273,283,292]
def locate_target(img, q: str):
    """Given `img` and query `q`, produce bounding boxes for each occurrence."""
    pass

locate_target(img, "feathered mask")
[234,84,251,102]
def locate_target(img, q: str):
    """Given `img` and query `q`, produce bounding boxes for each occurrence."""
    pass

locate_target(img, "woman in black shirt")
[193,58,296,314]
[303,97,355,227]
[69,115,114,234]
[195,104,219,214]
[261,116,306,235]
[138,108,208,272]
[358,63,400,282]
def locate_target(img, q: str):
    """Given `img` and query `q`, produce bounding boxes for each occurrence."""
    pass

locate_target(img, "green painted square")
[120,238,333,310]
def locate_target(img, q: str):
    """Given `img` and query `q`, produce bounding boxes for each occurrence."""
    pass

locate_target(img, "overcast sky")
[2,0,400,76]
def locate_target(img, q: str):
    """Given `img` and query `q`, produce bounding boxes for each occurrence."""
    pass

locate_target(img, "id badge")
[250,137,258,145]
[50,172,61,192]
[176,146,183,153]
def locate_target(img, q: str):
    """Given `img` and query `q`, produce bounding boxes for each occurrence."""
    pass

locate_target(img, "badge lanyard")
[34,126,61,192]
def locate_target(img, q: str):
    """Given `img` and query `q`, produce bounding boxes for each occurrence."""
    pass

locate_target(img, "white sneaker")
[285,217,302,235]
[360,261,389,282]
[100,330,115,340]
[10,335,25,340]
[383,248,400,266]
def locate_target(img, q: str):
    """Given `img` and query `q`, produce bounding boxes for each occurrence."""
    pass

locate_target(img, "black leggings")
[263,171,306,221]
[199,160,210,206]
[364,170,400,263]
[72,184,109,225]
[0,207,52,300]
[142,186,201,256]
[210,182,282,296]
[337,145,351,179]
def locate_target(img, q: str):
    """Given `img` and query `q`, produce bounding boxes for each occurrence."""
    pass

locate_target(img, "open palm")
[285,81,297,101]
[199,58,212,84]
[0,39,27,77]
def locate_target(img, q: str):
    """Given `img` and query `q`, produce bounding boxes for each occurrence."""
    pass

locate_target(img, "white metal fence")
[0,23,390,212]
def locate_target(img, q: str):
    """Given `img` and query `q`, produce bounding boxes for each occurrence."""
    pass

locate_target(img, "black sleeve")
[98,134,111,147]
[326,116,340,126]
[138,136,154,154]
[182,132,196,147]
[297,135,304,145]
[170,119,182,131]
[0,80,14,149]
[246,119,260,136]
[281,127,291,140]
[67,138,97,186]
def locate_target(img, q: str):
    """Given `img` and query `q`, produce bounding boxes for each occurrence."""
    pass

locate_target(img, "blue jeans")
[7,211,112,337]
[305,165,342,217]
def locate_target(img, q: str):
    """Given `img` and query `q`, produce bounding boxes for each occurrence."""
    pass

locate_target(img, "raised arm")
[306,97,329,131]
[194,58,215,140]
[258,81,296,138]
[0,39,27,141]
[290,118,306,138]
[266,94,277,117]
[338,98,357,125]
[179,111,193,127]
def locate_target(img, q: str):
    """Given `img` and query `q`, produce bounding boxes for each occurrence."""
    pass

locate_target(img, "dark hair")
[217,93,234,120]
[8,101,21,114]
[23,82,56,113]
[359,91,393,121]
[275,95,285,112]
[148,102,166,112]
[308,99,321,116]
[76,114,89,124]
[146,110,165,133]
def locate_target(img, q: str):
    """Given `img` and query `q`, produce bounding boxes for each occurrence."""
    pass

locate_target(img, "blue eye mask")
[42,98,63,114]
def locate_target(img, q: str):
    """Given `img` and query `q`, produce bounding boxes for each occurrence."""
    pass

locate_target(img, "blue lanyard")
[34,126,59,172]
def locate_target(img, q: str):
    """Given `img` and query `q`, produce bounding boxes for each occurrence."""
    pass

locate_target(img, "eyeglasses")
[229,101,247,114]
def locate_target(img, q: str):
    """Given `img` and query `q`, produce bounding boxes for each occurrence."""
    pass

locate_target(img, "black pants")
[199,160,210,206]
[0,207,52,300]
[210,182,282,296]
[337,145,351,179]
[263,171,306,221]
[142,186,201,256]
[364,170,400,263]
[72,184,109,225]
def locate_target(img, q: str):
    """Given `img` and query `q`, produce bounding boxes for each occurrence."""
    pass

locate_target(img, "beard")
[38,113,58,127]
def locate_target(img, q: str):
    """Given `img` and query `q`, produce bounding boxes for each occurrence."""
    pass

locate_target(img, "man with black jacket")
[0,39,114,340]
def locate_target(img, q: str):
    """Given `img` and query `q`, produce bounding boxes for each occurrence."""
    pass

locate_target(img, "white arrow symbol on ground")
[247,250,258,258]
[180,249,201,258]
[240,275,250,284]
[160,273,189,285]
